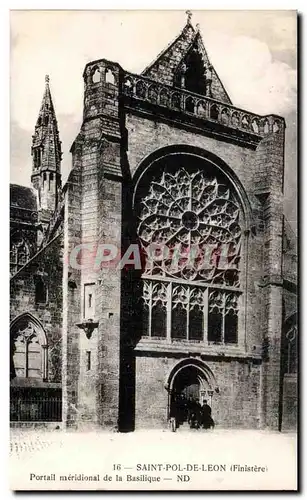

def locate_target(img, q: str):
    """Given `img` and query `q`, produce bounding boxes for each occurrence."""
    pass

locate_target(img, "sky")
[10,10,297,230]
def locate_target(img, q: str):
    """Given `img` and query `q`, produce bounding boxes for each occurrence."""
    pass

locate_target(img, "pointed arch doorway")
[173,365,213,405]
[166,359,219,427]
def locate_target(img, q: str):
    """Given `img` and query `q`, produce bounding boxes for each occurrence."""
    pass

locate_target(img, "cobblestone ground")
[9,428,297,491]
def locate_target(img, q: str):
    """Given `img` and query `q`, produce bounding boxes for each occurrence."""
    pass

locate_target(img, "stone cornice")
[133,338,262,362]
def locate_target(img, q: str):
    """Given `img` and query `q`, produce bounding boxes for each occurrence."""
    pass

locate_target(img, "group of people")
[169,393,215,431]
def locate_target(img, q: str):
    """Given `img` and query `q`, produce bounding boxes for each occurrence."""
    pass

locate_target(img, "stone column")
[256,120,285,430]
[62,142,82,428]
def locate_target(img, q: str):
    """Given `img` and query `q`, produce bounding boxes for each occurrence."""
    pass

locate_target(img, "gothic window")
[189,288,204,341]
[143,281,167,338]
[136,156,244,346]
[10,236,30,275]
[208,291,239,344]
[176,47,206,95]
[10,316,48,380]
[172,286,188,339]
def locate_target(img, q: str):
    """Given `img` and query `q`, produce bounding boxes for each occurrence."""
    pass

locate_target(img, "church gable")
[142,14,232,104]
[142,21,195,86]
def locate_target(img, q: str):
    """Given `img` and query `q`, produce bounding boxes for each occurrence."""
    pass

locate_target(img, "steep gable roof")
[142,17,232,105]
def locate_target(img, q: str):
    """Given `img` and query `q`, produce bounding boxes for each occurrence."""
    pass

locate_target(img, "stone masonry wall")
[62,155,82,428]
[10,235,63,383]
[134,354,261,429]
[124,110,284,430]
[125,113,265,353]
[65,59,123,430]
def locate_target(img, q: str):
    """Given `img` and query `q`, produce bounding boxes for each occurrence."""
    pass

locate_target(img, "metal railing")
[10,395,62,422]
[122,71,284,138]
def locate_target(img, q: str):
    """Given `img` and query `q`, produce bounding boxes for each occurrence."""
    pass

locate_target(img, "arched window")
[105,68,115,85]
[175,46,206,95]
[10,314,48,381]
[135,153,244,345]
[92,66,101,83]
[10,236,30,275]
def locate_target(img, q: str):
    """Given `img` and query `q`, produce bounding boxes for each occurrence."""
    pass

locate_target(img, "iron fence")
[10,392,62,422]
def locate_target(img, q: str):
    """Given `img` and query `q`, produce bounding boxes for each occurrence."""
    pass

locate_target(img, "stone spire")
[31,75,62,216]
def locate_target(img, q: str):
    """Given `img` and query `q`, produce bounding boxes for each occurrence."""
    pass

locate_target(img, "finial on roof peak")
[45,74,50,84]
[186,10,192,24]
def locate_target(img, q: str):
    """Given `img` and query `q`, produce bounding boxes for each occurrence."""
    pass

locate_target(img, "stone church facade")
[10,16,297,431]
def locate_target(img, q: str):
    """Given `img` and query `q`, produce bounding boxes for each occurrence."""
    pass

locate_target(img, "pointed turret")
[142,11,232,104]
[31,75,62,219]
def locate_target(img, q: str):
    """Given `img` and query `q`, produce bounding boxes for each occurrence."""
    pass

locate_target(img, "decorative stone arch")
[165,358,219,420]
[10,312,47,346]
[132,144,253,349]
[132,144,254,232]
[165,358,219,394]
[10,313,48,381]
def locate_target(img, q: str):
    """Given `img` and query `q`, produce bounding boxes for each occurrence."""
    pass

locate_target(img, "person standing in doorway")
[201,399,215,429]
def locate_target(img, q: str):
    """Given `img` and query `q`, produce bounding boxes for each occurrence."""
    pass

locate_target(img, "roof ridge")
[141,21,195,76]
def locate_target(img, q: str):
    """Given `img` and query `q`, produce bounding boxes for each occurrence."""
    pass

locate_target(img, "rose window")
[137,166,242,286]
[136,159,244,345]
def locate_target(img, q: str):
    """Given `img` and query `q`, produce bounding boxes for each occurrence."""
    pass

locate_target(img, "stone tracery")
[10,235,31,275]
[136,159,244,344]
[11,317,48,380]
[138,165,242,286]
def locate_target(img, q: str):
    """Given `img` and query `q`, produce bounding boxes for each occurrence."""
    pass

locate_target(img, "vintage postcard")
[9,9,297,491]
